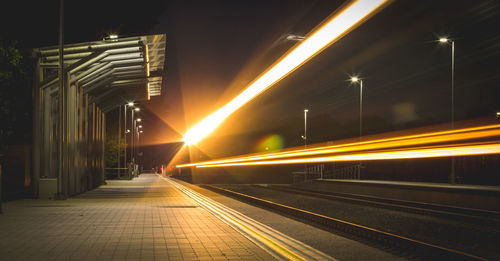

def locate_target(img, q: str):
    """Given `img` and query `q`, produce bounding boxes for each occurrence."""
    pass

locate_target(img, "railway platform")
[0,174,400,260]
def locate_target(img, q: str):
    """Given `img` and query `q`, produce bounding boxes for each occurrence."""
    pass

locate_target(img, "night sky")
[2,0,500,162]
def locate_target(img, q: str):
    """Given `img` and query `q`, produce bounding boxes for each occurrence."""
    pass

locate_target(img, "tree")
[0,41,32,148]
[105,134,126,169]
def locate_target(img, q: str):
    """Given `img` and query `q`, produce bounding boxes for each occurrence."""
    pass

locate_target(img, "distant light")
[182,0,390,145]
[496,112,500,117]
[109,34,118,39]
[134,108,140,112]
[138,125,143,128]
[439,37,449,43]
[136,118,142,122]
[304,109,309,113]
[286,34,305,41]
[351,76,359,82]
[126,129,131,133]
[127,102,134,107]
[139,130,143,134]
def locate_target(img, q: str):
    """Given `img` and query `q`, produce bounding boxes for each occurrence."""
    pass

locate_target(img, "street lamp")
[122,102,135,178]
[286,34,305,41]
[350,76,363,140]
[302,109,308,177]
[438,37,455,129]
[350,76,363,179]
[302,109,308,148]
[439,36,456,184]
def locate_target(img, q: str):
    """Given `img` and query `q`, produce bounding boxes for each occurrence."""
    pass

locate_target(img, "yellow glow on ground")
[182,0,391,145]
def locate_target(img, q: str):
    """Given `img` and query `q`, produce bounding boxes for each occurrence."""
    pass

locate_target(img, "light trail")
[194,142,500,168]
[177,124,500,168]
[182,0,391,145]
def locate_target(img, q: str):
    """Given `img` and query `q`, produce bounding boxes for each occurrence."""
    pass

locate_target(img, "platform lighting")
[139,130,143,134]
[496,112,500,118]
[182,0,390,145]
[136,118,142,122]
[138,125,143,128]
[134,107,140,112]
[109,34,118,39]
[127,102,134,107]
[286,34,305,41]
[438,36,456,183]
[126,129,130,133]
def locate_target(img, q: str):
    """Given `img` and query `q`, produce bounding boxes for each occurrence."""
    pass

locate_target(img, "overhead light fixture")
[134,108,140,112]
[439,37,449,43]
[136,118,142,122]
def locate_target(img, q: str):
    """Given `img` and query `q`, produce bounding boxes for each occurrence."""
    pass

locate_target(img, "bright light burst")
[182,0,391,145]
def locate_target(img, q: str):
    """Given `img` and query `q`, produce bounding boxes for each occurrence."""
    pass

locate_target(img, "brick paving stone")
[0,174,275,261]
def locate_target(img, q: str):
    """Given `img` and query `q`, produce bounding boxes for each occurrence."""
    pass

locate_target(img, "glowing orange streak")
[176,124,500,168]
[195,142,500,168]
[182,0,391,145]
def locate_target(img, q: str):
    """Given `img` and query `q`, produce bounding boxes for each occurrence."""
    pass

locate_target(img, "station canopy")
[35,34,166,112]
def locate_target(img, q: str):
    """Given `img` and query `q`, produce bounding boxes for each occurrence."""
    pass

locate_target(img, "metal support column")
[56,0,66,199]
[118,105,121,178]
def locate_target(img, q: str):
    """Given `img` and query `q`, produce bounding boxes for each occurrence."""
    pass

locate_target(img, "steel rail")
[259,185,500,226]
[203,184,488,261]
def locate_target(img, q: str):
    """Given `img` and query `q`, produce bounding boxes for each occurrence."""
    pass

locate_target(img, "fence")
[292,163,361,183]
[323,163,361,180]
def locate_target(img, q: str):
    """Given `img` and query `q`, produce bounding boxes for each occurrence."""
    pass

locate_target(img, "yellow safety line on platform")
[161,176,335,261]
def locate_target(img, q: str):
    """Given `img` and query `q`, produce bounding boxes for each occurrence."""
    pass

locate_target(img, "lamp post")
[286,34,305,41]
[124,102,134,169]
[350,76,363,140]
[350,76,363,179]
[131,108,140,170]
[138,129,143,173]
[301,109,308,148]
[134,118,142,167]
[301,109,308,177]
[439,37,456,184]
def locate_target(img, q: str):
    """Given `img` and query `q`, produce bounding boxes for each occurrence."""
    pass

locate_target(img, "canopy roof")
[34,34,166,112]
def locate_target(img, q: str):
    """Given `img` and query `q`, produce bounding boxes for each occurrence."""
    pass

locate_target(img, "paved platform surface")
[0,174,275,260]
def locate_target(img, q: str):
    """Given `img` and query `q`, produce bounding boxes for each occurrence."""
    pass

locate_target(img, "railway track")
[202,184,489,261]
[257,185,500,226]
